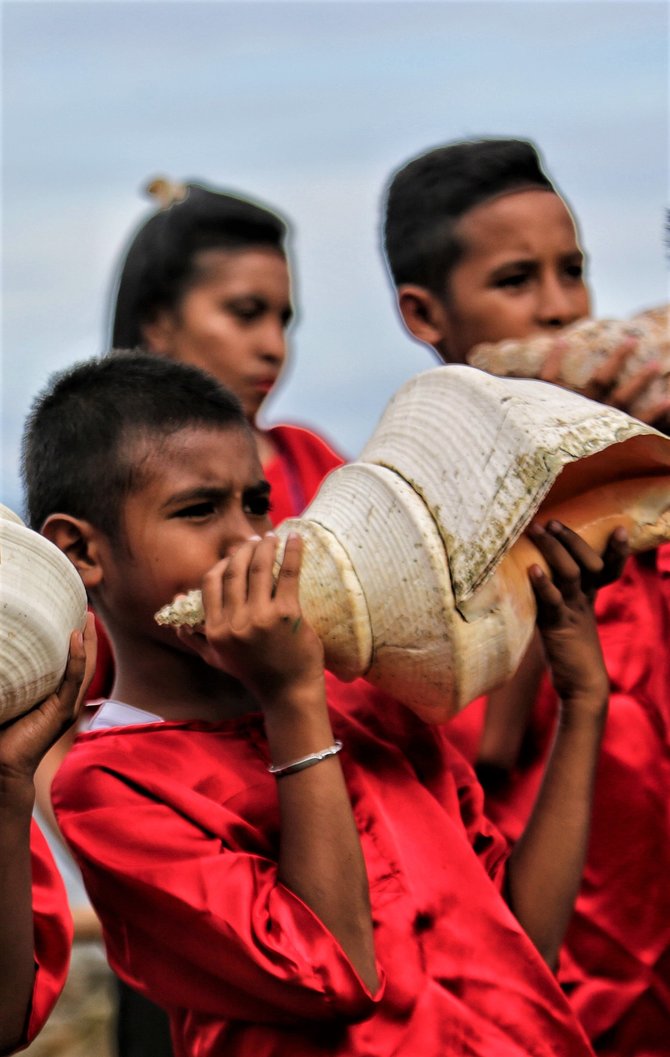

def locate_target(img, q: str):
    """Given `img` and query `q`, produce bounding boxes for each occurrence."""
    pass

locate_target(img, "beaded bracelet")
[268,740,343,779]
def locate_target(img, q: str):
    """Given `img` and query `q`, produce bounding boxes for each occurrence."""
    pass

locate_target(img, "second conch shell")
[156,366,670,722]
[0,504,88,723]
[467,305,670,422]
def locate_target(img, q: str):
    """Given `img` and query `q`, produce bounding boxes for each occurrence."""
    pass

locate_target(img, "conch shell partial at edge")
[0,504,88,723]
[155,366,670,723]
[467,305,669,422]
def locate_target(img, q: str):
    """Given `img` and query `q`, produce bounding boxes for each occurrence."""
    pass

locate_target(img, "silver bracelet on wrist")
[268,740,343,779]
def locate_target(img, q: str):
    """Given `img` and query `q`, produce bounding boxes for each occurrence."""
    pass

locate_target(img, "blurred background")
[2,3,668,1053]
[2,0,668,512]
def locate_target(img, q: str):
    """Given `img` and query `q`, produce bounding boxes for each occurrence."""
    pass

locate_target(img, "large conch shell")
[156,367,670,722]
[0,504,88,723]
[468,305,669,422]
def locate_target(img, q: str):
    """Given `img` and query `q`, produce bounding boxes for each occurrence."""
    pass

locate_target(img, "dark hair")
[111,181,288,348]
[21,352,249,538]
[383,138,556,293]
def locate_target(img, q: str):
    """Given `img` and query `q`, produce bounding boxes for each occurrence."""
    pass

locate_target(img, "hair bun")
[144,177,188,209]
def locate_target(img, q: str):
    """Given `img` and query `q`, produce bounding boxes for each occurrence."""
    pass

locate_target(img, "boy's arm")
[180,533,379,995]
[0,617,95,1054]
[504,522,625,968]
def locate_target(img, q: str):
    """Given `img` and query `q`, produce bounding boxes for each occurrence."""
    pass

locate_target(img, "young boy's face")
[431,189,591,363]
[97,424,272,638]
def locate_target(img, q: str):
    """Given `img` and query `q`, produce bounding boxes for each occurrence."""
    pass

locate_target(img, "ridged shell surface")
[278,366,670,719]
[360,366,669,604]
[0,507,88,723]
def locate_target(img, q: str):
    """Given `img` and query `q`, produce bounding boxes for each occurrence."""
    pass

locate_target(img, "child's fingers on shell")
[58,630,89,711]
[247,533,279,605]
[80,613,98,696]
[640,397,670,429]
[539,338,567,383]
[609,362,661,410]
[273,532,303,602]
[201,556,235,620]
[590,337,637,392]
[528,565,565,626]
[544,521,604,578]
[220,542,263,610]
[527,523,583,599]
[597,527,629,586]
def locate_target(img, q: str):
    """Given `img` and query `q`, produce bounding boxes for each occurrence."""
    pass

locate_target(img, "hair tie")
[144,177,188,209]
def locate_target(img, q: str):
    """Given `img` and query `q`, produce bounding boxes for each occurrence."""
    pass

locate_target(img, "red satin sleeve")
[23,822,72,1048]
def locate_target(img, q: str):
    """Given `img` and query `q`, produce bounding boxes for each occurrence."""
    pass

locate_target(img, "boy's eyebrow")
[162,480,270,508]
[490,248,586,273]
[244,480,272,497]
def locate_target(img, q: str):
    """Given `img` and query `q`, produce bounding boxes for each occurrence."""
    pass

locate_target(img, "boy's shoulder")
[51,701,263,816]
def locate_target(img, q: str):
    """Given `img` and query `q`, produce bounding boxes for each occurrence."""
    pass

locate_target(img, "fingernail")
[288,531,301,541]
[528,522,544,537]
[547,520,563,533]
[614,526,628,542]
[248,535,262,542]
[264,531,277,538]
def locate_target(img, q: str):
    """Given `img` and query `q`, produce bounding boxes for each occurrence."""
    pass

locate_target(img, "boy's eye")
[565,263,584,280]
[173,502,216,519]
[244,494,272,517]
[227,299,264,323]
[496,272,529,290]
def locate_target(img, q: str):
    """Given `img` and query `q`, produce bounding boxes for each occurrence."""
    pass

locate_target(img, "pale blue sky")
[2,0,668,513]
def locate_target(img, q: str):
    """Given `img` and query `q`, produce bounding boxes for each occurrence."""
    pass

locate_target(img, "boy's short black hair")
[21,352,250,538]
[111,181,288,348]
[383,138,556,294]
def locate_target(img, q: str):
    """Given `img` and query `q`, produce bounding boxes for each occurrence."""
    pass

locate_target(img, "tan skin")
[45,423,622,972]
[0,617,96,1054]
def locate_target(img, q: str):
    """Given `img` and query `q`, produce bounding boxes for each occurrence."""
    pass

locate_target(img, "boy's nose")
[536,278,584,329]
[258,320,287,365]
[221,513,263,556]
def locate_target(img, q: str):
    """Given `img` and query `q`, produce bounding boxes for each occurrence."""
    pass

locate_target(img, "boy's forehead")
[126,424,261,486]
[454,189,581,259]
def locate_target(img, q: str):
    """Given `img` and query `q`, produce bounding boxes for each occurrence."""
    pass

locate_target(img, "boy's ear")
[41,514,105,590]
[396,284,452,353]
[141,311,176,356]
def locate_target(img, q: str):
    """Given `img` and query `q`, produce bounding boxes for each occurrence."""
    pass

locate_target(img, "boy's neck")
[107,629,259,724]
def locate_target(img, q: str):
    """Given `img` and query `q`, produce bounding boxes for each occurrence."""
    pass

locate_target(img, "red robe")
[85,423,344,701]
[53,676,594,1057]
[263,424,344,526]
[448,548,670,1056]
[17,823,72,1051]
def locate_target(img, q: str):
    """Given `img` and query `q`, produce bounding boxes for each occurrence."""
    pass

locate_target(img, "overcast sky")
[2,0,668,513]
